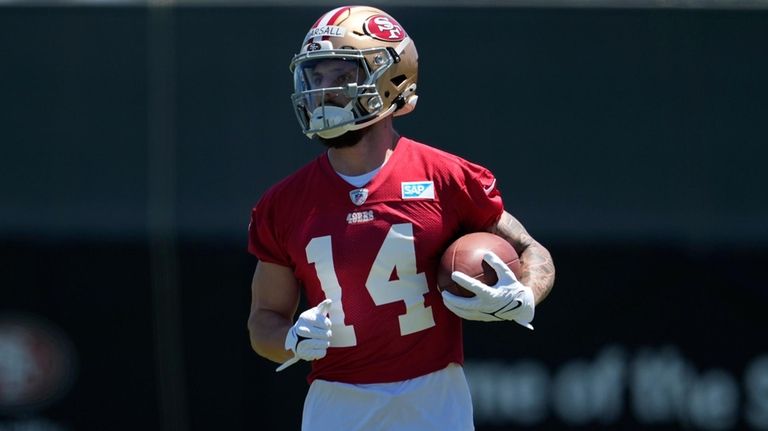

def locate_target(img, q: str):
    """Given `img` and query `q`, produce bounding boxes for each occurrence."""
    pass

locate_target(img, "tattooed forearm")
[488,211,555,304]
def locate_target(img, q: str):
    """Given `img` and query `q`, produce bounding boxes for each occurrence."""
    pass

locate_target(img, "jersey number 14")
[306,223,436,347]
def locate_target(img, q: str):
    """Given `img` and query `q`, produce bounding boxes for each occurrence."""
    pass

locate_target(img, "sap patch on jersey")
[401,181,434,200]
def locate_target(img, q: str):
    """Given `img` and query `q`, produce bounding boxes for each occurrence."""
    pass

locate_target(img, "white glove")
[441,252,535,330]
[277,299,332,371]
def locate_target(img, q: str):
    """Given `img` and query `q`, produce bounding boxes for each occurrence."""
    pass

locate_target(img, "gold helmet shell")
[290,6,419,138]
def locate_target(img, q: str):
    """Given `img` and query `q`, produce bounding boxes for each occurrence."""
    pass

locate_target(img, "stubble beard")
[315,127,369,149]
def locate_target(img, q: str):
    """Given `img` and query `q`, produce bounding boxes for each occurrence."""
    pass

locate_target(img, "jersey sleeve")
[455,160,504,232]
[247,190,292,266]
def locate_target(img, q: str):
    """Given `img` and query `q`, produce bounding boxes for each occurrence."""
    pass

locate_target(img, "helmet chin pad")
[309,105,355,138]
[393,94,418,117]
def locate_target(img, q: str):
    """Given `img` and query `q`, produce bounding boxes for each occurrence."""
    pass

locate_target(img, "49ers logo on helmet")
[363,15,405,41]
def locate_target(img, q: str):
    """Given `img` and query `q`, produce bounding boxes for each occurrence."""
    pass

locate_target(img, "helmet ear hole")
[390,74,407,87]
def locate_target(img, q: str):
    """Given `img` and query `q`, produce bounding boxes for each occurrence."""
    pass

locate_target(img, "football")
[437,232,522,297]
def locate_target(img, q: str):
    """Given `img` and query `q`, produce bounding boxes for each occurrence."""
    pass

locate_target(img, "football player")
[247,6,555,430]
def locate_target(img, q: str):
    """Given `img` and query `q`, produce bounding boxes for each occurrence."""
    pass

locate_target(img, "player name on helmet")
[306,25,346,40]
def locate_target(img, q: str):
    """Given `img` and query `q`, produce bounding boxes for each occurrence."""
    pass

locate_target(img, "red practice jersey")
[249,137,503,384]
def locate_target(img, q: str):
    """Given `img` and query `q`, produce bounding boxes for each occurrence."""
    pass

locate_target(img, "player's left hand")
[441,251,535,329]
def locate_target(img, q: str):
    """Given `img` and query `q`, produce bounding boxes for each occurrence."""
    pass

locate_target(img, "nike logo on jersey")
[401,181,435,200]
[483,178,497,195]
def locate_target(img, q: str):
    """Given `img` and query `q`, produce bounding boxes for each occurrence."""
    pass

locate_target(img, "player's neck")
[327,119,399,176]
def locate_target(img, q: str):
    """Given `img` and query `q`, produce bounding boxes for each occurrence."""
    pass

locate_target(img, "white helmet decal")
[363,15,405,42]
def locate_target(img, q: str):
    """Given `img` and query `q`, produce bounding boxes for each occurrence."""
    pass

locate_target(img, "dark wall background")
[1,6,767,431]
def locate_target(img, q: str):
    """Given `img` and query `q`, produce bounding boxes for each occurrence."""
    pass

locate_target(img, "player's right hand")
[284,299,333,363]
[442,252,535,330]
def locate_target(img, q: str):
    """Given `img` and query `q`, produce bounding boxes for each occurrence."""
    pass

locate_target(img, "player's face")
[301,59,365,108]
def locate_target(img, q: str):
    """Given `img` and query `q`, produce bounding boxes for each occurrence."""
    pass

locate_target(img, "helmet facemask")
[290,47,399,139]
